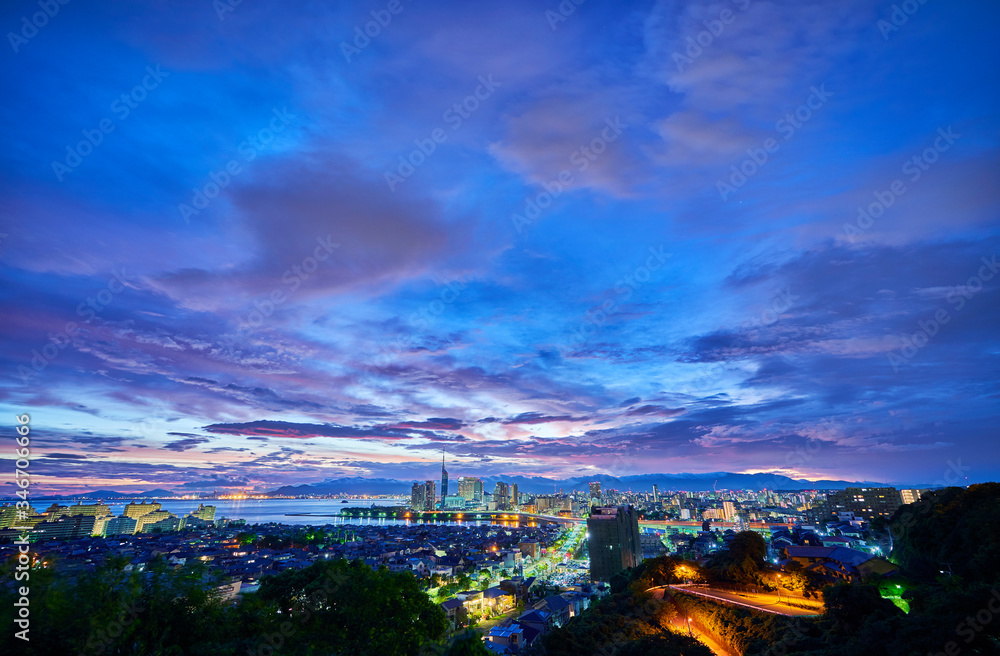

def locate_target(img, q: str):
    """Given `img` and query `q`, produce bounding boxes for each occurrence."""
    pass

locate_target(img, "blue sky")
[1,0,998,494]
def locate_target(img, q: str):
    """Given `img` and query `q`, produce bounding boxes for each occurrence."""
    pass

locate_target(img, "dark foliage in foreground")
[0,556,487,656]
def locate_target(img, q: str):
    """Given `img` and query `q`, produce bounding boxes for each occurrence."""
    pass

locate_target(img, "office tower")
[652,484,659,503]
[457,476,484,502]
[722,501,736,522]
[587,506,642,583]
[495,482,510,510]
[411,482,426,511]
[425,481,436,510]
[589,481,602,501]
[512,483,519,509]
[441,449,449,502]
[411,481,437,511]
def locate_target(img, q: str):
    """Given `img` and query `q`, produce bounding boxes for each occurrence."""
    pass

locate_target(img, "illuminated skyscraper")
[457,476,484,502]
[441,449,449,504]
[495,482,511,510]
[722,501,736,521]
[411,481,436,511]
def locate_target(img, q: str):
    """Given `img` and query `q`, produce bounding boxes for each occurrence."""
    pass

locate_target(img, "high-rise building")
[144,515,180,533]
[512,483,519,509]
[33,515,98,541]
[899,489,924,505]
[807,487,903,522]
[426,480,436,510]
[589,482,602,501]
[722,501,736,522]
[457,477,484,503]
[103,516,138,536]
[441,449,449,504]
[135,510,174,533]
[411,482,425,510]
[0,506,45,530]
[411,481,436,511]
[495,482,511,511]
[45,502,111,520]
[652,484,659,504]
[192,504,216,521]
[587,506,642,583]
[123,502,162,520]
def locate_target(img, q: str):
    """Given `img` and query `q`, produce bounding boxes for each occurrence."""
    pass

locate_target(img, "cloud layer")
[1,0,998,493]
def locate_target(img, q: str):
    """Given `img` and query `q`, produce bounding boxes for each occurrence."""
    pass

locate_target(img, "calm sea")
[43,498,527,528]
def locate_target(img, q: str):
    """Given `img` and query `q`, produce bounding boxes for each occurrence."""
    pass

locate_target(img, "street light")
[686,617,693,637]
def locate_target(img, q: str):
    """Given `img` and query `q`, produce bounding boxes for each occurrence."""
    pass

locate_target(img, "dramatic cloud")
[1,0,997,493]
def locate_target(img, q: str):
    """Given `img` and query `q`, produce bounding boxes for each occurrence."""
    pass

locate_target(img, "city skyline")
[2,1,999,496]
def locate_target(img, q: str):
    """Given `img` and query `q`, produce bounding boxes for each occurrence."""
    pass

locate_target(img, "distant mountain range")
[71,488,179,499]
[266,472,911,496]
[28,472,925,501]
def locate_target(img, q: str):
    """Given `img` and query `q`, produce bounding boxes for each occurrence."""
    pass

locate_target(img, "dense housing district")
[0,482,957,653]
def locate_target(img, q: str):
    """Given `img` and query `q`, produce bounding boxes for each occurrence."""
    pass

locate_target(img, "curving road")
[668,584,823,617]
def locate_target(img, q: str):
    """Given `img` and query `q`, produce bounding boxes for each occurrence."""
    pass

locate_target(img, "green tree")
[255,558,448,655]
[707,531,767,584]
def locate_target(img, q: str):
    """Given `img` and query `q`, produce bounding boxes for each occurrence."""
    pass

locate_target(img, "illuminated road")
[668,584,823,617]
[650,588,733,656]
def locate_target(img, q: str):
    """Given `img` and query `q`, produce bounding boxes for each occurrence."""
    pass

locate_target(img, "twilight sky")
[1,0,998,494]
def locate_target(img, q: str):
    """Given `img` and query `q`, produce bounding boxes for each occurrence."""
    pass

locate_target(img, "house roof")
[539,595,570,612]
[513,621,541,643]
[518,609,551,624]
[785,545,876,567]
